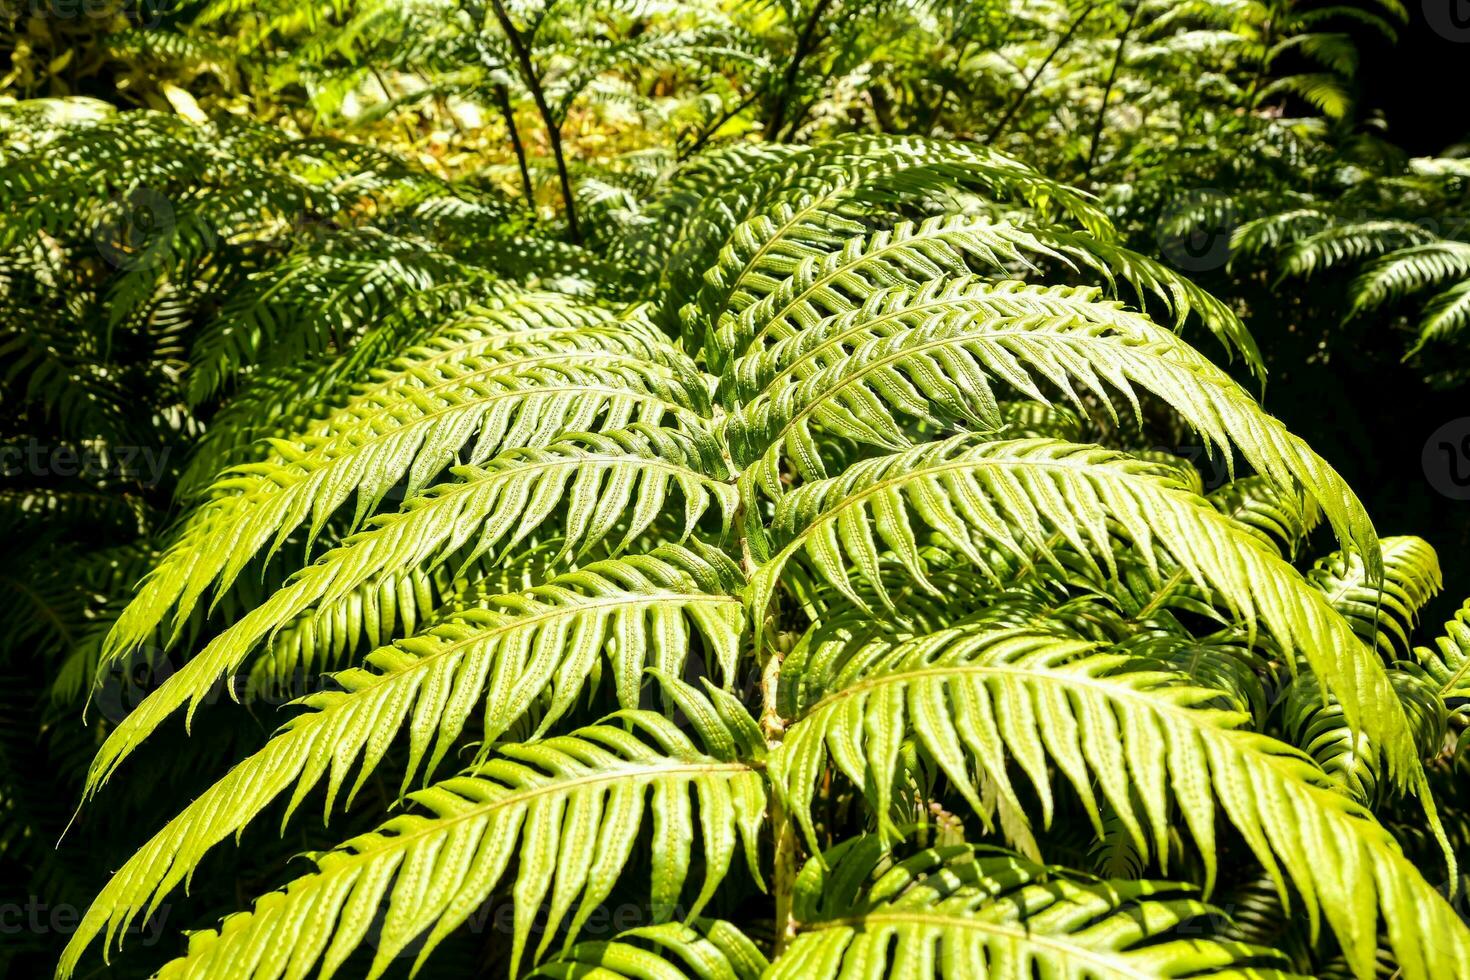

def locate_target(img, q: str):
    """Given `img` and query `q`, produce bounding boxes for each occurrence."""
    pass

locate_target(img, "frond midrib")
[747,324,1215,463]
[799,908,1167,980]
[736,216,1032,353]
[259,757,753,873]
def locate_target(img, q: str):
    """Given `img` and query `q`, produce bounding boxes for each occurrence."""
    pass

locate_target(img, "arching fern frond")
[771,837,1298,980]
[136,702,766,980]
[1281,221,1437,279]
[770,627,1469,980]
[1307,535,1441,659]
[86,427,738,790]
[105,302,712,663]
[671,134,1111,359]
[723,279,1366,573]
[529,919,769,980]
[750,437,1412,780]
[1351,241,1470,313]
[63,547,747,972]
[1207,476,1319,560]
[1415,598,1470,750]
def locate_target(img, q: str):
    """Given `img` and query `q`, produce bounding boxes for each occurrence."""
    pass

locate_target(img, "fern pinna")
[60,135,1470,979]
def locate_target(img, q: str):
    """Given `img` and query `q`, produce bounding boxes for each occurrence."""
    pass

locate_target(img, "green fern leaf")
[770,627,1470,980]
[750,437,1412,780]
[62,548,747,975]
[529,919,768,980]
[135,704,766,980]
[86,428,738,790]
[104,301,711,662]
[770,837,1301,979]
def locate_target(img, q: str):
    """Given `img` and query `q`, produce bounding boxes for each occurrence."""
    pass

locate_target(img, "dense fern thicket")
[4,2,1470,979]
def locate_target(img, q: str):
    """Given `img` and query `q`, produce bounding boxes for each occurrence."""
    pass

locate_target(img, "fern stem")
[1082,0,1139,182]
[492,83,536,214]
[762,642,798,955]
[742,482,799,954]
[985,1,1097,144]
[488,0,582,243]
[764,0,835,141]
[681,89,759,161]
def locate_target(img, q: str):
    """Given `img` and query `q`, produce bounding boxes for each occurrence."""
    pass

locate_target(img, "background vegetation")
[3,2,1469,978]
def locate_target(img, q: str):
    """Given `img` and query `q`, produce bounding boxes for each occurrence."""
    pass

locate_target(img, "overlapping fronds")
[773,838,1298,979]
[86,428,738,789]
[1307,535,1442,658]
[39,110,1470,980]
[771,627,1468,979]
[136,700,766,980]
[62,553,747,973]
[750,437,1413,780]
[529,919,768,979]
[722,274,1366,572]
[104,299,710,662]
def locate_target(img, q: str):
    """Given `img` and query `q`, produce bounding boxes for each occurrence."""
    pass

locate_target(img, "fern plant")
[1230,155,1470,384]
[51,132,1470,980]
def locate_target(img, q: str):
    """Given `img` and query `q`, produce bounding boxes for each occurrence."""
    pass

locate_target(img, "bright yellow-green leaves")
[64,133,1470,980]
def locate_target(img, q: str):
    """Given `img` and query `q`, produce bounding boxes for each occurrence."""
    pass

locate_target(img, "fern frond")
[708,218,1072,364]
[771,627,1470,980]
[770,837,1299,979]
[1207,476,1319,559]
[1277,667,1445,806]
[186,235,504,404]
[105,303,712,662]
[1416,597,1470,700]
[1268,31,1358,75]
[750,436,1413,781]
[1257,73,1352,119]
[1351,241,1470,312]
[530,919,769,979]
[1307,536,1441,658]
[1229,209,1330,259]
[1417,278,1470,346]
[1282,221,1438,278]
[129,703,766,980]
[62,547,747,973]
[674,134,1110,360]
[86,427,738,790]
[1033,228,1262,368]
[723,278,1366,573]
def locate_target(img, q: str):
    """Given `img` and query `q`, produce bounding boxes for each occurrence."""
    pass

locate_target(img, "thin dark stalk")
[680,90,759,161]
[764,0,835,141]
[985,1,1097,143]
[488,0,581,243]
[1082,1,1139,182]
[492,83,536,212]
